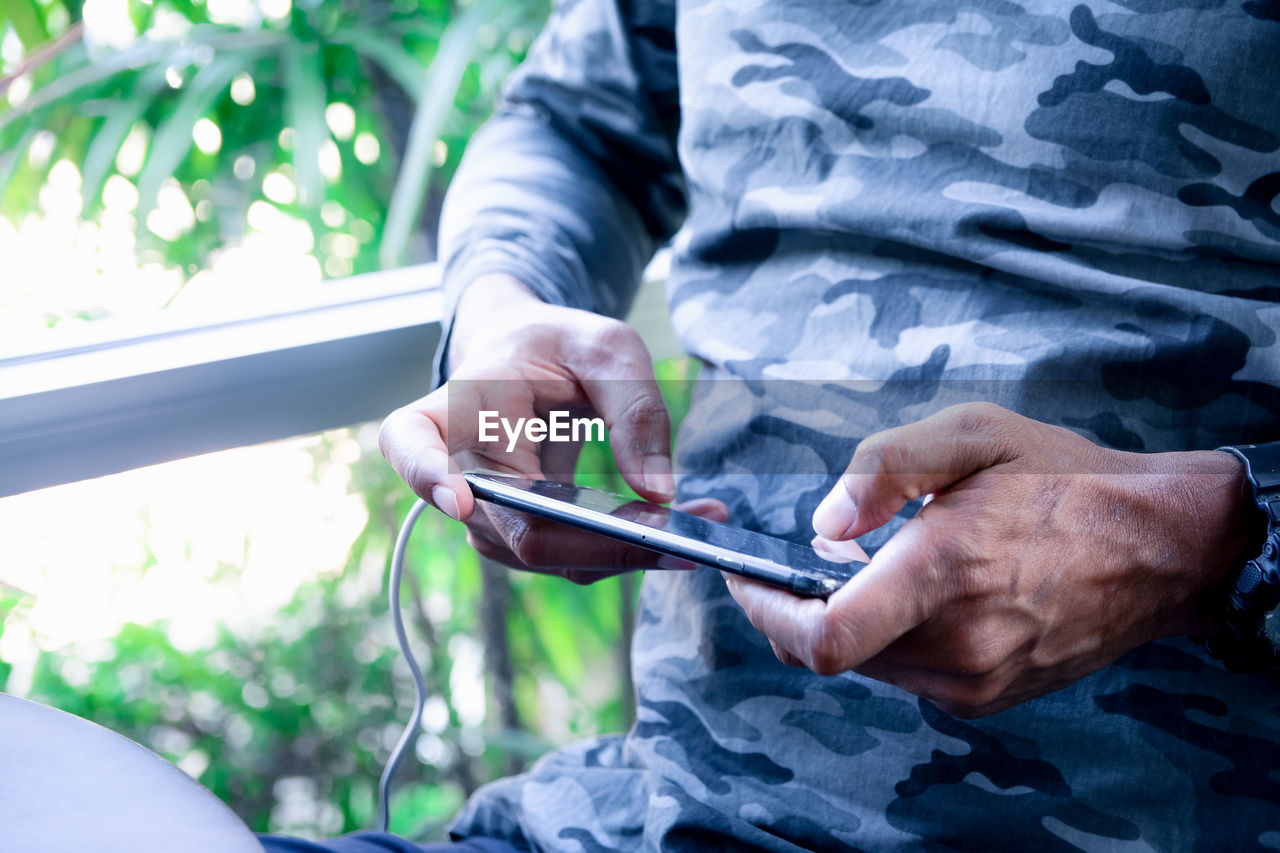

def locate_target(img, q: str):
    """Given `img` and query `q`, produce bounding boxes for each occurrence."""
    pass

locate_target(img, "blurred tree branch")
[479,556,524,775]
[0,23,83,97]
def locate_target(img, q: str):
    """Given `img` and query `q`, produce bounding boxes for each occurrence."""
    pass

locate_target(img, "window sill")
[0,265,443,498]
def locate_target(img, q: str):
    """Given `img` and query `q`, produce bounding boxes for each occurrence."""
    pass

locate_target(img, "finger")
[471,490,732,580]
[477,502,659,571]
[465,376,549,477]
[470,488,729,572]
[810,534,870,564]
[675,498,730,524]
[379,388,473,522]
[817,518,945,667]
[467,520,616,577]
[540,436,584,484]
[459,502,512,548]
[476,531,649,582]
[769,639,804,668]
[572,327,674,503]
[813,402,1019,540]
[726,519,942,674]
[723,574,832,668]
[467,528,529,572]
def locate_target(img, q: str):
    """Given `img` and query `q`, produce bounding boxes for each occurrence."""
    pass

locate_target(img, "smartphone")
[463,472,865,599]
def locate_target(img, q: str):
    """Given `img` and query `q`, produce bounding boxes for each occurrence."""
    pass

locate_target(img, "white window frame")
[0,265,443,498]
[0,256,678,499]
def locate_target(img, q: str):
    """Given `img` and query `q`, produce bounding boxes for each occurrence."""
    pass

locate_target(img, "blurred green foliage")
[0,0,548,279]
[1,439,608,837]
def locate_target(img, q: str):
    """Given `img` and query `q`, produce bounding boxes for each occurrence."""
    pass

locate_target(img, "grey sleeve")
[432,0,683,383]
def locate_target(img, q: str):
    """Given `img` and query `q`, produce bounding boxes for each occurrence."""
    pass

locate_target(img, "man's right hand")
[379,274,723,581]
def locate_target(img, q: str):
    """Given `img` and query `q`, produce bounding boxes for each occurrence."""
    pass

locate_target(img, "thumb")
[726,516,943,674]
[813,403,1019,540]
[575,329,674,503]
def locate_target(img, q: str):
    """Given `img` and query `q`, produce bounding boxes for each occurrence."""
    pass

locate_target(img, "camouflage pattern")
[437,0,1280,849]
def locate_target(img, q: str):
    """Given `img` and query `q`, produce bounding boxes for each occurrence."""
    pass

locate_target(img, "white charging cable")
[377,498,430,833]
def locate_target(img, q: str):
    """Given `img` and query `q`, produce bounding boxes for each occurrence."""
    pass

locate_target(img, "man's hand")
[380,274,719,581]
[726,402,1262,718]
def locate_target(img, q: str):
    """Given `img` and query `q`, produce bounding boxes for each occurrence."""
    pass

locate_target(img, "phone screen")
[463,473,864,598]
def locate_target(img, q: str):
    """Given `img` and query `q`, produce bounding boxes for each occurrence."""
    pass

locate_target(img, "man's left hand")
[725,403,1261,718]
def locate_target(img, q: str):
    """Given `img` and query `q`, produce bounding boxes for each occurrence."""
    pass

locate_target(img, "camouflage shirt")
[437,1,1280,850]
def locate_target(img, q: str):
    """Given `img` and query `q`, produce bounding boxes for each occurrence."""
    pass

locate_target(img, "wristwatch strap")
[1206,445,1280,671]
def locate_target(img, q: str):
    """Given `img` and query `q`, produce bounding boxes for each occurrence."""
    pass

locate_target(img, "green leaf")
[1,0,49,51]
[0,125,36,208]
[281,40,327,209]
[0,45,162,134]
[79,70,168,214]
[331,28,428,102]
[379,0,501,269]
[135,54,246,224]
[163,0,211,25]
[0,28,282,135]
[0,586,32,692]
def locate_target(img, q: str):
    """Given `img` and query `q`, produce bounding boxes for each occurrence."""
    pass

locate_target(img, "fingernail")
[642,455,675,500]
[813,484,856,539]
[810,534,864,564]
[432,486,461,521]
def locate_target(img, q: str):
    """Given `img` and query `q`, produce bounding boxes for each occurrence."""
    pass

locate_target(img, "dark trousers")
[258,832,522,853]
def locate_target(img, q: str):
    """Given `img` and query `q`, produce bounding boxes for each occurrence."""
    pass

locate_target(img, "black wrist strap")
[1205,445,1280,672]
